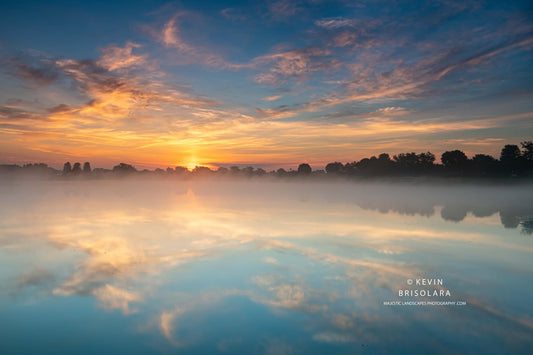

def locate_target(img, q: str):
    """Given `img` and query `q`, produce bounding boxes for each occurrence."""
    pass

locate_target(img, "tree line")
[1,141,532,179]
[322,142,533,178]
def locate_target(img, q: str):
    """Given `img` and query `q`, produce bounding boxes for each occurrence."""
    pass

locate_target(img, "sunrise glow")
[0,0,531,170]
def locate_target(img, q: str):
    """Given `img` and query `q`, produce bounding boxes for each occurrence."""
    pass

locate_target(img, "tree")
[325,162,344,174]
[356,157,378,175]
[113,163,136,174]
[63,162,72,175]
[418,152,435,171]
[378,153,391,162]
[520,141,533,161]
[243,166,254,176]
[520,141,533,174]
[472,154,499,176]
[175,166,189,175]
[393,153,419,171]
[216,167,228,175]
[500,144,521,174]
[297,163,312,175]
[500,144,521,162]
[441,150,469,172]
[72,162,82,175]
[192,166,212,176]
[344,161,358,175]
[83,162,91,173]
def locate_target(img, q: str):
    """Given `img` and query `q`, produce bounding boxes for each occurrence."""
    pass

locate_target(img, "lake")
[1,179,532,354]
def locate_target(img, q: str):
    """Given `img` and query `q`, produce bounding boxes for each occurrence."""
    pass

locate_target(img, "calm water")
[1,179,532,354]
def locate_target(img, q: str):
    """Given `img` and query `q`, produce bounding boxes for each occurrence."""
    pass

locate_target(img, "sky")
[0,0,532,170]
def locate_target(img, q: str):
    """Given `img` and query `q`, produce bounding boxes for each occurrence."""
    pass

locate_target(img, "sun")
[186,162,198,171]
[183,158,200,171]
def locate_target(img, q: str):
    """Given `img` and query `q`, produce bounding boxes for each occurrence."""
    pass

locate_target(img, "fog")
[2,177,532,230]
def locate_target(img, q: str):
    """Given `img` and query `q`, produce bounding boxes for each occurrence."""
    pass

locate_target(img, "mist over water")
[1,178,532,354]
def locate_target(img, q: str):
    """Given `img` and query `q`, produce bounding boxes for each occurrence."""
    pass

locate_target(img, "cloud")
[54,57,215,121]
[253,47,339,85]
[267,0,302,21]
[157,13,239,69]
[375,107,410,116]
[15,268,55,291]
[248,5,532,119]
[376,107,405,113]
[263,257,280,264]
[98,42,149,71]
[0,105,44,121]
[254,73,283,85]
[262,94,283,102]
[49,228,208,296]
[270,284,306,309]
[221,8,248,21]
[331,314,354,329]
[312,332,355,344]
[433,34,533,81]
[250,276,328,313]
[314,17,360,29]
[160,14,188,50]
[94,284,142,314]
[256,30,533,119]
[4,56,60,86]
[5,49,218,131]
[160,308,185,345]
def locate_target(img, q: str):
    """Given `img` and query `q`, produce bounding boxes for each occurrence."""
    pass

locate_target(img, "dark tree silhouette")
[192,166,212,176]
[243,166,254,176]
[472,154,499,176]
[63,162,72,175]
[520,141,533,174]
[418,152,435,170]
[521,141,533,161]
[113,163,136,174]
[216,167,228,175]
[5,142,533,180]
[230,166,241,175]
[393,153,419,173]
[344,161,358,175]
[389,152,435,175]
[21,163,53,176]
[297,163,312,175]
[441,150,469,172]
[175,166,189,174]
[72,162,82,175]
[325,162,344,174]
[500,144,521,174]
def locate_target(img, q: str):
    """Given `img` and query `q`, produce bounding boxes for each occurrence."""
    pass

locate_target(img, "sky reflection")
[1,180,532,354]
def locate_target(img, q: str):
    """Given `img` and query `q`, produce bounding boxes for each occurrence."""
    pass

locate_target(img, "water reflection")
[0,179,532,354]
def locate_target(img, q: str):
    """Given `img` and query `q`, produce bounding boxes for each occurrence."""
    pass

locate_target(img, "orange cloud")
[98,42,149,71]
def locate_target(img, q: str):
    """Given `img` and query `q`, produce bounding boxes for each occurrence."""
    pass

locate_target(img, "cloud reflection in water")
[0,179,532,354]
